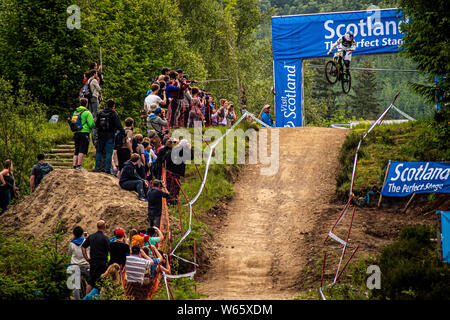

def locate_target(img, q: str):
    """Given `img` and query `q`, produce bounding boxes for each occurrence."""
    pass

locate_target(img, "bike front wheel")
[325,60,338,84]
[341,71,351,94]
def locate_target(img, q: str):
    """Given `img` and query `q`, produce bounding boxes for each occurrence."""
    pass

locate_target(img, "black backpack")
[97,110,115,132]
[35,162,53,186]
[80,78,93,100]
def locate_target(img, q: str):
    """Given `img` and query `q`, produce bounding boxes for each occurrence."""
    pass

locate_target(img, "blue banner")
[274,59,303,127]
[381,161,450,197]
[271,8,405,127]
[272,8,405,60]
[437,211,450,263]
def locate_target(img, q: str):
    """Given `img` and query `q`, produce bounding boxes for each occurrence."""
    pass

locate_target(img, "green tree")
[0,0,91,115]
[346,60,381,119]
[399,0,449,105]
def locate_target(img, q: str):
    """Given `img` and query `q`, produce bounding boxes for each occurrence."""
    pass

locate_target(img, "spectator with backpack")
[70,98,96,170]
[94,99,124,174]
[30,154,54,192]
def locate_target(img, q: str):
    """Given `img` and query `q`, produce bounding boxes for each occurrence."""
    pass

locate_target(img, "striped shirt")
[125,255,153,284]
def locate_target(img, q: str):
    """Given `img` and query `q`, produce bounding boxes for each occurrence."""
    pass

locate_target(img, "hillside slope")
[199,127,349,299]
[0,170,149,242]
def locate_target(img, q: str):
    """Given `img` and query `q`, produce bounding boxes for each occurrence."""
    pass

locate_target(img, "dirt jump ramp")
[199,127,348,300]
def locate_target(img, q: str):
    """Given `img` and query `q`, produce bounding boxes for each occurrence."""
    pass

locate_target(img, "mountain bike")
[325,52,352,94]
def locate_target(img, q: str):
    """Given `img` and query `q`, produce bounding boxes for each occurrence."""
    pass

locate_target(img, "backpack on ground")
[68,109,86,132]
[80,78,93,100]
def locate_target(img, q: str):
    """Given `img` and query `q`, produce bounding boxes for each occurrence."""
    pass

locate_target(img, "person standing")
[188,87,205,128]
[147,179,170,229]
[116,117,135,180]
[81,220,110,295]
[94,99,124,174]
[68,226,90,300]
[0,159,18,215]
[108,228,130,269]
[72,98,96,170]
[30,154,53,192]
[260,104,275,127]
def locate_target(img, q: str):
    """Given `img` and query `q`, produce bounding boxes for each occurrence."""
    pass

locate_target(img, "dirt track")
[198,127,348,299]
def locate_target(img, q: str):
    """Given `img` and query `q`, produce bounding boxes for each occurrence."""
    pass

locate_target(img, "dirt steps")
[47,142,74,169]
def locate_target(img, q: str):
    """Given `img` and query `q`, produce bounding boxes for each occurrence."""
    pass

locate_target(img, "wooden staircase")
[46,142,75,169]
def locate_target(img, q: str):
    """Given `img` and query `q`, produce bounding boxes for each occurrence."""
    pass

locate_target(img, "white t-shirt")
[125,255,153,284]
[144,94,163,112]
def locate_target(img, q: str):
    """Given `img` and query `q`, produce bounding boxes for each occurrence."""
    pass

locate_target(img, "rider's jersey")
[330,36,356,52]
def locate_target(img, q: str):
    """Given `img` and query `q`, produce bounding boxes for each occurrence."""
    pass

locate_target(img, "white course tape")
[391,105,416,121]
[319,287,327,300]
[165,270,197,279]
[328,231,347,247]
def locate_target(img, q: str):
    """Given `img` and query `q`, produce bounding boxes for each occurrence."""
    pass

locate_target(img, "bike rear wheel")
[325,60,338,84]
[341,71,351,94]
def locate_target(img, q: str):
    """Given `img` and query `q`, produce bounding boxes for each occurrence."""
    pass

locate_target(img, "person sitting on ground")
[68,226,90,300]
[260,104,275,127]
[147,107,168,140]
[0,159,18,215]
[81,220,110,296]
[119,153,149,201]
[147,179,170,229]
[30,153,53,193]
[108,228,130,269]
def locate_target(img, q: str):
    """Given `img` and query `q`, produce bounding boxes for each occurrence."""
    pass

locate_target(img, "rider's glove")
[327,51,332,55]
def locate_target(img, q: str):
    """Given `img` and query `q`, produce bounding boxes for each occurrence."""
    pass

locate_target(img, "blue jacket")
[261,112,274,127]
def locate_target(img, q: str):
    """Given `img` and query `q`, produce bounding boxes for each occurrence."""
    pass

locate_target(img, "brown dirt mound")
[0,169,150,243]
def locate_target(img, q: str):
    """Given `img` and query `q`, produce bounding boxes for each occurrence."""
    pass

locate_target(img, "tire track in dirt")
[198,127,348,300]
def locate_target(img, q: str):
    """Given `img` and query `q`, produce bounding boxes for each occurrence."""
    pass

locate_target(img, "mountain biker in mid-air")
[327,31,356,75]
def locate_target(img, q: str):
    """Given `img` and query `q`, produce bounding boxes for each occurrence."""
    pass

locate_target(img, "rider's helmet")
[344,31,354,42]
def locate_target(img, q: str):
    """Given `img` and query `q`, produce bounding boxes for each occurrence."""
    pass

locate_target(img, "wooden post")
[436,211,443,261]
[402,193,416,213]
[177,195,184,236]
[378,160,391,208]
[194,239,197,292]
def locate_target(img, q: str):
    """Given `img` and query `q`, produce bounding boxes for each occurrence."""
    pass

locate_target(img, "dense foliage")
[0,229,71,300]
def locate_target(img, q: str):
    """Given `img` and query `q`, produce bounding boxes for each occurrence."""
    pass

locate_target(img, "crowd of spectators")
[69,219,170,300]
[0,62,276,299]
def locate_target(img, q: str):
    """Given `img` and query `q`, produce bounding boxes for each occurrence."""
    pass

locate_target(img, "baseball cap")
[115,228,125,238]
